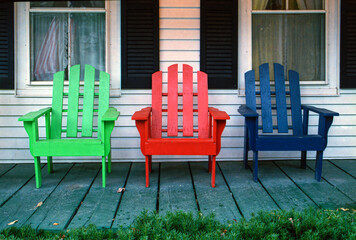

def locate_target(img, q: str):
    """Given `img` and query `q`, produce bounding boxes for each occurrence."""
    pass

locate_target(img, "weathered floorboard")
[68,163,131,229]
[0,164,15,177]
[24,164,100,231]
[0,164,73,230]
[276,161,354,209]
[257,161,317,211]
[219,162,279,219]
[329,159,356,178]
[190,162,242,223]
[113,163,159,228]
[0,164,38,207]
[307,160,356,201]
[159,162,198,215]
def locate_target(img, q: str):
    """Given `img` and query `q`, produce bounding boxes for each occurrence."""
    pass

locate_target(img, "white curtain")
[31,12,105,81]
[296,0,322,10]
[253,0,269,10]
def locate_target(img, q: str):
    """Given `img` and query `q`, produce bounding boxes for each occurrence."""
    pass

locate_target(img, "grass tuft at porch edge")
[1,207,355,239]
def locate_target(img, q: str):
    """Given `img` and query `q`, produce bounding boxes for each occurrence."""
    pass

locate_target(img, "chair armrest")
[132,107,152,121]
[18,107,52,122]
[301,105,339,117]
[101,107,120,121]
[238,105,258,117]
[208,107,230,120]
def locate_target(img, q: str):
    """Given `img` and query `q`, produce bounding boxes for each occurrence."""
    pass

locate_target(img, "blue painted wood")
[239,63,338,182]
[259,63,273,133]
[245,70,256,111]
[288,70,303,136]
[274,63,288,133]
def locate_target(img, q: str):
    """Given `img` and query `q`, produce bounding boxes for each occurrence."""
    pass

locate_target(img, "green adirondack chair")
[19,65,119,188]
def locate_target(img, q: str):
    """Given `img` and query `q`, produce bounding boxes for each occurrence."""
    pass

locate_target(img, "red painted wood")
[183,64,193,136]
[152,71,162,138]
[168,64,178,136]
[132,64,230,188]
[198,71,209,138]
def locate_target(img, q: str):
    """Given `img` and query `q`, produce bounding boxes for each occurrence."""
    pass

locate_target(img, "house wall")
[0,0,355,163]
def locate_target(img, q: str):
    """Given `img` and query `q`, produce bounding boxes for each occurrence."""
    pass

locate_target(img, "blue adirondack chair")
[238,63,338,182]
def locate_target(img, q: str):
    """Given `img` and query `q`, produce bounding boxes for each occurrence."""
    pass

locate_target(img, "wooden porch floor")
[0,160,355,231]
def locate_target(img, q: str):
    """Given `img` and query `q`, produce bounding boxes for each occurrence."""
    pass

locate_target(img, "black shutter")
[201,0,237,89]
[0,1,14,90]
[121,0,159,89]
[340,0,356,89]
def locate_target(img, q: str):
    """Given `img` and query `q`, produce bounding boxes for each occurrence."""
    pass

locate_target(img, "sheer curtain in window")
[252,0,325,81]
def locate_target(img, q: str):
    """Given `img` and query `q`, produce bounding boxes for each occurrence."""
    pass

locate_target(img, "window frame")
[14,1,121,97]
[238,0,340,96]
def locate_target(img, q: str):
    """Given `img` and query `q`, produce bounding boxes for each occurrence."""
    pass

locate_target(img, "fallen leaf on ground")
[53,223,59,226]
[36,202,43,207]
[340,208,349,211]
[7,220,18,226]
[117,188,125,193]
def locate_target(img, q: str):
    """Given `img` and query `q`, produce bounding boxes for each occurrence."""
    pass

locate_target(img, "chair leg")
[148,155,152,173]
[34,157,42,188]
[301,151,307,169]
[315,151,323,182]
[253,151,258,182]
[47,157,53,173]
[108,151,112,174]
[145,156,150,187]
[243,125,249,169]
[102,156,106,188]
[208,156,212,173]
[211,156,216,188]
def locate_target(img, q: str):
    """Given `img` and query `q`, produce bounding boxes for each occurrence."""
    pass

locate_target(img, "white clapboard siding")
[1,0,356,163]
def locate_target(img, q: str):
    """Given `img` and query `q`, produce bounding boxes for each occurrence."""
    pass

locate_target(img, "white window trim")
[238,0,340,96]
[14,1,121,97]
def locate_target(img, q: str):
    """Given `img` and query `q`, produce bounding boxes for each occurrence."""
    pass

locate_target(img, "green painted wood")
[190,162,241,223]
[0,164,73,230]
[68,163,131,229]
[159,162,198,215]
[98,71,110,138]
[276,161,354,209]
[329,159,356,178]
[67,65,81,137]
[307,160,356,201]
[113,163,159,228]
[82,65,96,137]
[0,164,39,206]
[24,164,99,231]
[257,161,317,211]
[218,162,279,220]
[0,164,15,177]
[51,71,65,139]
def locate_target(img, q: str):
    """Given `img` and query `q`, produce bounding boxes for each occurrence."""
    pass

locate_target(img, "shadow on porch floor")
[0,160,355,231]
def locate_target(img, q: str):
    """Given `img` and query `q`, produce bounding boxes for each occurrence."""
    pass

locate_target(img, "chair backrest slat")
[245,70,257,111]
[167,64,178,136]
[152,71,163,138]
[259,63,273,133]
[289,70,303,136]
[198,71,209,138]
[274,63,288,133]
[82,65,96,137]
[183,64,194,137]
[67,65,81,137]
[51,71,65,139]
[98,71,110,138]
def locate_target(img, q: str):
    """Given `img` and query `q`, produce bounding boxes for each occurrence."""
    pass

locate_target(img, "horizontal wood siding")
[0,0,355,163]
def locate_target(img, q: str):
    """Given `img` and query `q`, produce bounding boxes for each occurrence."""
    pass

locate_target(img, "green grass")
[1,208,355,239]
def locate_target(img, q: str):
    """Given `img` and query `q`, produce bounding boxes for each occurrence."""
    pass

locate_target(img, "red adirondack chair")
[132,64,230,188]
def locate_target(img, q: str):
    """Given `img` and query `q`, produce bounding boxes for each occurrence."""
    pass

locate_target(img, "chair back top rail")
[50,64,110,139]
[151,64,209,138]
[245,63,303,135]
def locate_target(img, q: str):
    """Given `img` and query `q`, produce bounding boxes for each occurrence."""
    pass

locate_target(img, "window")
[252,0,325,82]
[29,1,106,82]
[200,0,238,89]
[121,0,159,89]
